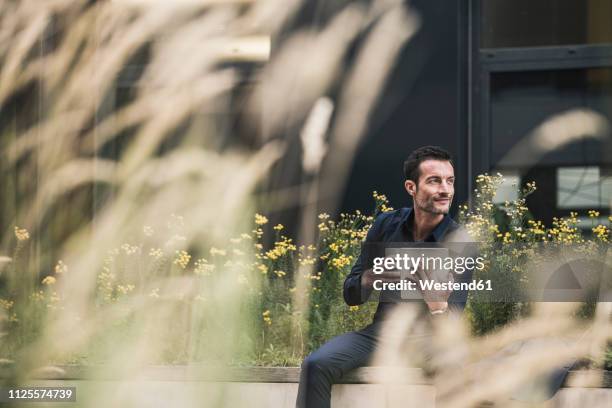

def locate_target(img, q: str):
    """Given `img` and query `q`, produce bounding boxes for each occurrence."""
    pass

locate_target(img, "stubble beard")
[415,195,452,215]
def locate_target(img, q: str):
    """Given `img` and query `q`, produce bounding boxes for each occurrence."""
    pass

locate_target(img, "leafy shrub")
[2,177,610,366]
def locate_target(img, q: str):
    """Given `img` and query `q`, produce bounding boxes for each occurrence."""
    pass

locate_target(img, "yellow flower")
[47,294,62,309]
[117,284,135,295]
[14,226,29,241]
[262,310,272,325]
[194,259,215,275]
[210,247,227,256]
[299,256,316,266]
[0,299,14,310]
[173,250,191,269]
[54,260,68,274]
[264,237,296,260]
[593,225,609,241]
[330,254,352,269]
[255,214,268,225]
[307,271,323,280]
[30,291,45,302]
[273,224,284,231]
[257,264,268,274]
[274,270,286,278]
[121,243,139,255]
[149,248,163,258]
[588,210,600,218]
[42,276,56,285]
[349,305,359,312]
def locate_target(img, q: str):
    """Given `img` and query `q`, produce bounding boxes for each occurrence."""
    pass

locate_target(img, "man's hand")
[414,266,453,314]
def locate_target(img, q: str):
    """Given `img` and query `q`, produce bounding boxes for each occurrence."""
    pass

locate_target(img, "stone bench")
[2,365,612,407]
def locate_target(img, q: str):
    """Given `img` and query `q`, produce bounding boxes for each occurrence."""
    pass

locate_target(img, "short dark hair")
[403,146,453,183]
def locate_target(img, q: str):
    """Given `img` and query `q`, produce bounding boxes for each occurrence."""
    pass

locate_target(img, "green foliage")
[2,178,611,366]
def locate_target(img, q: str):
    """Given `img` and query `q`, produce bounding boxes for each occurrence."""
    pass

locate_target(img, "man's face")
[405,160,455,215]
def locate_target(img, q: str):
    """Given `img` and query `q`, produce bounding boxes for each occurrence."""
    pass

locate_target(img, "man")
[296,146,471,408]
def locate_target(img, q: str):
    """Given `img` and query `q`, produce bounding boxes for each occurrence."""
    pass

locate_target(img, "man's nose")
[439,181,452,194]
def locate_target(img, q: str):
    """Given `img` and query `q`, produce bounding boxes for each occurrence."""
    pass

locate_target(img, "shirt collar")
[403,207,452,242]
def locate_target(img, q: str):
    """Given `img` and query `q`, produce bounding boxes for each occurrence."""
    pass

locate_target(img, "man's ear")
[404,180,416,196]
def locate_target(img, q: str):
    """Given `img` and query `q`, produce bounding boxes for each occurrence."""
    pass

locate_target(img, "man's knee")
[301,353,337,384]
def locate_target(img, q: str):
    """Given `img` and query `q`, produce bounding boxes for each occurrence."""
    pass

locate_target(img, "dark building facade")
[339,0,611,228]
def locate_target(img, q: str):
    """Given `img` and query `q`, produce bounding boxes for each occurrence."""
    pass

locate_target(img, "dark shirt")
[343,207,472,322]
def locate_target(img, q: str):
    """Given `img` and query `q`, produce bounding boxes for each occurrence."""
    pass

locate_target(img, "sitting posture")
[296,145,471,408]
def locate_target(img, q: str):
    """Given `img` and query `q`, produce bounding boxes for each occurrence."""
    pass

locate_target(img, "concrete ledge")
[1,364,611,388]
[2,365,611,407]
[2,365,422,383]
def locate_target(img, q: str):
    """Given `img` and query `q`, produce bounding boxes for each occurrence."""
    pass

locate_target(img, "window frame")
[468,0,612,206]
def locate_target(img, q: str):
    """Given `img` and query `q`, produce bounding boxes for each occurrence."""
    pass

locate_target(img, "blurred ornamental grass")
[1,0,611,406]
[0,190,386,367]
[461,173,611,336]
[2,182,611,369]
[0,2,417,406]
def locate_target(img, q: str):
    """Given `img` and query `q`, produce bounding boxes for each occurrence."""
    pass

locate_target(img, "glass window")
[489,68,612,168]
[481,0,612,48]
[557,166,611,208]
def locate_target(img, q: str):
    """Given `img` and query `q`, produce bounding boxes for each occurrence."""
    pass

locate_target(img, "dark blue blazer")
[343,207,472,322]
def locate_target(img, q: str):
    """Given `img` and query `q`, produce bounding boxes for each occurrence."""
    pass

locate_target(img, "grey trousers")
[295,322,573,408]
[295,323,380,408]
